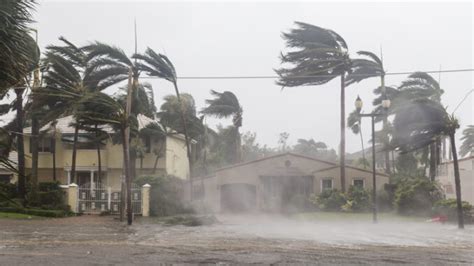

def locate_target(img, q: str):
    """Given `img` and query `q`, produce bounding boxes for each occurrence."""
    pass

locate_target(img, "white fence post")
[142,184,151,217]
[68,183,78,213]
[107,186,112,211]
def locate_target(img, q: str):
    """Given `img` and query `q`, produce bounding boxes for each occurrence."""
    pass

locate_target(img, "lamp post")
[355,95,390,223]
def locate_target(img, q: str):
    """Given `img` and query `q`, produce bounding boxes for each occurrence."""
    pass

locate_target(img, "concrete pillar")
[68,183,78,213]
[142,184,151,217]
[67,170,71,185]
[90,170,94,189]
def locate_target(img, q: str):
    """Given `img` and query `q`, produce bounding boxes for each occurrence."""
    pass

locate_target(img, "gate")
[78,183,142,215]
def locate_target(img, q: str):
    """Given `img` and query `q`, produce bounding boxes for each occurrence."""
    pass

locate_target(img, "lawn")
[0,212,44,220]
[293,212,427,222]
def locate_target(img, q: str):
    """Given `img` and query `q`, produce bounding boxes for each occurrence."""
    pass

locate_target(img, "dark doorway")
[220,183,257,212]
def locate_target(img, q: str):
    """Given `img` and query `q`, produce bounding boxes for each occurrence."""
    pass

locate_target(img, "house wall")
[165,135,190,180]
[191,154,390,213]
[437,157,474,204]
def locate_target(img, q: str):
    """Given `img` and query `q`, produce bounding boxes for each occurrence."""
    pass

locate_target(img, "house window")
[35,137,53,152]
[353,179,365,188]
[321,179,333,191]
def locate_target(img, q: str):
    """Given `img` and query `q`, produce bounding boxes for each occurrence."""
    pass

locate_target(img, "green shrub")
[394,177,443,216]
[343,186,371,212]
[134,175,193,217]
[0,182,17,199]
[311,189,346,211]
[433,199,473,223]
[0,207,72,217]
[377,188,393,212]
[27,182,68,210]
[38,181,61,192]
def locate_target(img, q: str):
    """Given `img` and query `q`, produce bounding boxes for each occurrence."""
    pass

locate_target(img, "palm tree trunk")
[95,124,102,183]
[172,82,192,175]
[15,88,26,200]
[70,123,80,184]
[31,114,39,186]
[124,72,134,225]
[359,122,366,168]
[121,125,132,225]
[340,74,346,192]
[449,132,464,229]
[235,126,242,163]
[152,154,159,174]
[52,133,56,181]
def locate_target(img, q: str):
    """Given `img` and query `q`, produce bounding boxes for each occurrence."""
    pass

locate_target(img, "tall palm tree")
[345,51,391,174]
[391,98,464,229]
[460,125,473,157]
[398,72,444,181]
[85,42,141,225]
[134,48,193,179]
[276,22,353,191]
[37,37,98,185]
[201,90,243,163]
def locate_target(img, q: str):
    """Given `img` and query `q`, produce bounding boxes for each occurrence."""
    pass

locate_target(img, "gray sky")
[34,1,473,154]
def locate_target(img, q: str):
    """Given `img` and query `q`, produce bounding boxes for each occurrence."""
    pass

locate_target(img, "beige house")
[437,155,474,204]
[20,115,190,189]
[187,153,390,213]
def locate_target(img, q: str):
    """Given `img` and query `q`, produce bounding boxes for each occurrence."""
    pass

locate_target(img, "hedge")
[0,207,71,217]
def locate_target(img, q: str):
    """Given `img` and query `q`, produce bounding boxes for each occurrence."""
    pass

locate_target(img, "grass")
[0,212,44,220]
[293,212,427,222]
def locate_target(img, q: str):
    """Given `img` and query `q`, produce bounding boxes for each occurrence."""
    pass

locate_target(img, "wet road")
[0,215,473,265]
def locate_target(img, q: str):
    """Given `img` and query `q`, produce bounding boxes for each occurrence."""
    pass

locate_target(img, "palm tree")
[460,125,473,157]
[37,37,98,185]
[345,51,391,174]
[0,0,37,92]
[276,22,353,191]
[398,72,444,181]
[134,48,193,178]
[201,90,243,163]
[391,98,464,229]
[85,42,141,225]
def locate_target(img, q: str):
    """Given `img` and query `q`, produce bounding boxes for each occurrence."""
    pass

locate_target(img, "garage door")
[220,183,257,212]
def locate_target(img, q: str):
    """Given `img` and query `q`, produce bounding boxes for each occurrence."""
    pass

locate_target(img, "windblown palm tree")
[201,90,243,163]
[85,42,142,225]
[276,22,354,191]
[345,51,392,174]
[36,37,97,185]
[460,125,474,157]
[134,48,194,178]
[391,98,464,229]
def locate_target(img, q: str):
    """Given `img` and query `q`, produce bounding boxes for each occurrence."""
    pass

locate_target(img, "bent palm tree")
[391,98,464,229]
[134,48,193,178]
[201,90,243,163]
[276,22,352,191]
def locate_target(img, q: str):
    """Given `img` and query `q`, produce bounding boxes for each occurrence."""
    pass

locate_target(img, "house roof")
[213,152,389,177]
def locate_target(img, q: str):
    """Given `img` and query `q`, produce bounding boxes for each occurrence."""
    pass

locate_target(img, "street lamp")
[355,95,390,223]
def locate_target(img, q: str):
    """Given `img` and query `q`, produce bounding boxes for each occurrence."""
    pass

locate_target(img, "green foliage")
[394,177,443,216]
[342,186,371,212]
[460,125,474,157]
[433,199,473,223]
[27,181,68,211]
[38,181,61,192]
[134,175,193,217]
[0,207,71,217]
[310,189,346,211]
[0,182,17,199]
[156,214,218,227]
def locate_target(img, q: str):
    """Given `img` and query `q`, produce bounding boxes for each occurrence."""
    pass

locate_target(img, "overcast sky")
[33,1,473,154]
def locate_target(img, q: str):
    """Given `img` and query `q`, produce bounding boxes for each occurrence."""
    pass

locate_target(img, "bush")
[394,177,443,216]
[342,186,371,212]
[28,181,68,211]
[433,199,473,223]
[134,175,193,217]
[0,182,17,199]
[311,189,346,211]
[377,188,393,212]
[0,207,72,217]
[38,181,61,192]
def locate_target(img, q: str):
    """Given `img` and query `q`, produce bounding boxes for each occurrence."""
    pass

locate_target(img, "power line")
[452,89,474,114]
[137,68,474,80]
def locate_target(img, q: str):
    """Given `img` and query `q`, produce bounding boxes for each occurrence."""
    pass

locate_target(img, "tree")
[391,98,464,229]
[345,51,390,174]
[85,42,142,225]
[292,138,337,161]
[460,125,473,157]
[134,48,193,180]
[201,90,243,163]
[276,22,360,192]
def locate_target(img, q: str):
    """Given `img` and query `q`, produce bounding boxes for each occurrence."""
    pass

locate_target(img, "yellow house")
[22,115,190,189]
